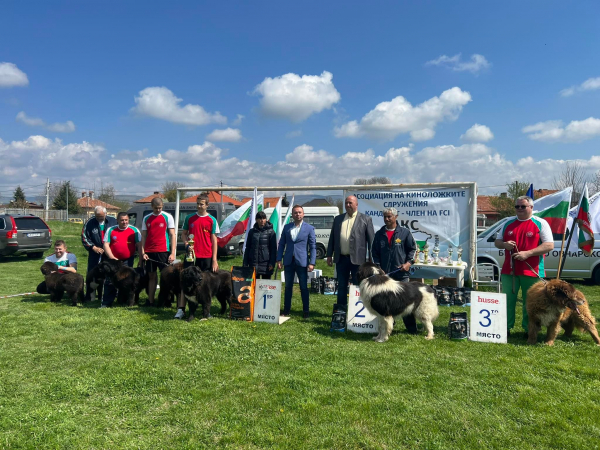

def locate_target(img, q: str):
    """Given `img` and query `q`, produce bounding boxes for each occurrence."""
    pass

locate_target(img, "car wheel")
[592,266,600,285]
[316,245,326,260]
[27,252,44,259]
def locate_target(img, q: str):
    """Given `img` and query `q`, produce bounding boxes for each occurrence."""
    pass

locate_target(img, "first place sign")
[469,291,507,344]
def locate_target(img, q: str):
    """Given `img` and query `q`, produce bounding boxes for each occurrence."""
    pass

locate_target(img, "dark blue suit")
[277,221,316,314]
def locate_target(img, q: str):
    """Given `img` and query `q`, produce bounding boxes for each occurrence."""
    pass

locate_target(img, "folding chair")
[471,262,502,292]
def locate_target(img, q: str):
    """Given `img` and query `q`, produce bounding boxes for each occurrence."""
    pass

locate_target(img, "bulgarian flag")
[567,191,600,252]
[242,188,259,254]
[575,183,595,255]
[268,196,283,241]
[217,193,264,248]
[533,186,572,240]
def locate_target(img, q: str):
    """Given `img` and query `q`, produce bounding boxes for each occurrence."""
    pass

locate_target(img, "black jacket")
[243,222,277,275]
[81,216,118,252]
[372,224,417,277]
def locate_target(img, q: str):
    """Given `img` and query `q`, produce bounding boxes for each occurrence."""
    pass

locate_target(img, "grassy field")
[1,221,600,449]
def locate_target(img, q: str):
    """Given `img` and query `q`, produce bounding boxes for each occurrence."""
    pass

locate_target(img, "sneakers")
[174,309,185,319]
[280,311,290,317]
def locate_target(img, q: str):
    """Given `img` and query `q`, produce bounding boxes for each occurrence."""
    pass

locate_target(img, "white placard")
[469,291,507,343]
[347,285,379,334]
[253,280,282,324]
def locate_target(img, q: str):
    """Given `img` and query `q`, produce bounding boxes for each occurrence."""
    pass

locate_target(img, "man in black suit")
[326,195,375,307]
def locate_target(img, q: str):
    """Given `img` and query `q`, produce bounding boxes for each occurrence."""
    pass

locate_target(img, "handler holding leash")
[372,207,418,334]
[141,197,176,306]
[81,205,117,275]
[494,195,553,337]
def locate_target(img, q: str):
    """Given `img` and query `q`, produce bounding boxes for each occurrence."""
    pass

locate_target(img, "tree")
[489,181,530,220]
[51,181,81,214]
[282,194,289,207]
[325,195,344,214]
[354,176,392,185]
[12,186,28,208]
[161,181,187,202]
[553,161,588,207]
[97,183,131,212]
[590,170,600,196]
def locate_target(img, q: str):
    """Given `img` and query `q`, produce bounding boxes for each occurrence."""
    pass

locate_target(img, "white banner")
[253,280,281,324]
[347,285,379,334]
[469,291,507,344]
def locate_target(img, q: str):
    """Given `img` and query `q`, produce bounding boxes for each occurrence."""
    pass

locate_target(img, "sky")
[1,0,600,201]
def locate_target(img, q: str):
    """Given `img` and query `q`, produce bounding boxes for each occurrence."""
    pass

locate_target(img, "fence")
[0,208,89,221]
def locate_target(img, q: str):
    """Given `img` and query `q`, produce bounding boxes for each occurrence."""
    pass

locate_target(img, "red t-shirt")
[142,212,175,253]
[500,217,549,277]
[386,230,395,246]
[182,213,220,259]
[103,225,141,261]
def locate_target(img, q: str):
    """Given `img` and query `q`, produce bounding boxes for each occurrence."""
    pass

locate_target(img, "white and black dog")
[356,262,439,342]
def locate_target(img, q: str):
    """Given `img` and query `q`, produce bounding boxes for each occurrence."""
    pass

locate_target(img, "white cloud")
[131,87,227,126]
[560,77,600,97]
[0,62,29,87]
[461,124,494,142]
[334,87,471,141]
[206,128,243,142]
[425,53,491,74]
[286,130,302,138]
[232,114,245,126]
[252,71,341,122]
[522,117,600,143]
[16,111,76,133]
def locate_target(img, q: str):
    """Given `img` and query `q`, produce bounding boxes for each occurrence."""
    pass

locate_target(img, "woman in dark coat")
[243,211,277,279]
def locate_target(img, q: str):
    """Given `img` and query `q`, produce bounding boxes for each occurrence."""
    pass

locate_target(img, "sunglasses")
[514,205,529,209]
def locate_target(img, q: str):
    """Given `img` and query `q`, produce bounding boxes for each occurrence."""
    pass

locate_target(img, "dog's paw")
[425,334,434,340]
[544,340,555,346]
[186,316,195,322]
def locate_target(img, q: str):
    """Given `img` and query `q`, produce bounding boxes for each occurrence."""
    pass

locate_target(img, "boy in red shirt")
[174,194,220,319]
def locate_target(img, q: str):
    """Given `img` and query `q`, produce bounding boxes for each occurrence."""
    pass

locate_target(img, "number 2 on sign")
[355,301,366,318]
[479,309,491,327]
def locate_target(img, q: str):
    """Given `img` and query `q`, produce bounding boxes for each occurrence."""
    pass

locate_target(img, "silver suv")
[0,215,52,258]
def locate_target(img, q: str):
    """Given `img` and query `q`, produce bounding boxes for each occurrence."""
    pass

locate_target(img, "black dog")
[134,267,150,304]
[40,261,85,306]
[157,262,183,308]
[85,264,106,302]
[180,266,233,321]
[97,260,141,307]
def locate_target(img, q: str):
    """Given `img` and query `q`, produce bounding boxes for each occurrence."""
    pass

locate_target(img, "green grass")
[1,221,600,449]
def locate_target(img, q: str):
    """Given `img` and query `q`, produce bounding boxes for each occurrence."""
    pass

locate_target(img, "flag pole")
[557,226,575,279]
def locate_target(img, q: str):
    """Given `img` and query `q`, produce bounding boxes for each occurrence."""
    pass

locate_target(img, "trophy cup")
[186,234,196,263]
[423,242,429,264]
[432,243,440,265]
[414,246,420,264]
[448,246,454,266]
[457,246,463,265]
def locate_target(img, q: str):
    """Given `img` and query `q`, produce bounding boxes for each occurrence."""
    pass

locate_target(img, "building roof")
[181,191,243,207]
[240,196,282,208]
[533,189,558,199]
[133,192,165,204]
[77,197,120,211]
[477,196,499,215]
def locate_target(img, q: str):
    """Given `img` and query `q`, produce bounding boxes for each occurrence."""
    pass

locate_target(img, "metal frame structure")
[175,182,478,279]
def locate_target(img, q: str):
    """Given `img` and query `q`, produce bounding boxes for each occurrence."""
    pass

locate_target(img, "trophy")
[448,246,454,266]
[186,234,196,263]
[432,236,440,265]
[423,242,429,264]
[414,246,420,264]
[457,246,463,265]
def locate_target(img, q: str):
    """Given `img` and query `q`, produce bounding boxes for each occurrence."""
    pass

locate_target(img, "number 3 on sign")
[479,309,491,327]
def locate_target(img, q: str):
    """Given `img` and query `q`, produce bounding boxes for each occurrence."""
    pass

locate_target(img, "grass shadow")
[0,255,45,265]
[19,294,50,303]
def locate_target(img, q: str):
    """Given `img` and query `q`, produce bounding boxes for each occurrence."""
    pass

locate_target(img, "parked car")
[68,218,83,224]
[126,202,241,256]
[0,214,52,258]
[477,218,600,283]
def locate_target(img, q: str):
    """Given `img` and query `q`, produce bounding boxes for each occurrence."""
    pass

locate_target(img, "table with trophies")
[411,241,468,288]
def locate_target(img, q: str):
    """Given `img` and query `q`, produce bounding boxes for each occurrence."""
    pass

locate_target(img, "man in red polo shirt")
[141,197,176,306]
[174,193,220,319]
[101,212,142,307]
[495,195,554,337]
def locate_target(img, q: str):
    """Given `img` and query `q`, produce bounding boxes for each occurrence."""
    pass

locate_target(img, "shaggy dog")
[97,260,141,307]
[356,262,439,342]
[40,261,85,306]
[180,266,233,321]
[134,267,150,304]
[157,262,184,308]
[526,279,600,346]
[85,264,106,302]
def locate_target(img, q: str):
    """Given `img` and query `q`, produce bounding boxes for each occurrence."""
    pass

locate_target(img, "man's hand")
[400,262,412,272]
[268,265,273,271]
[212,260,219,272]
[504,240,517,251]
[513,250,532,261]
[142,253,149,261]
[92,246,104,255]
[326,256,333,267]
[277,261,283,270]
[168,253,175,264]
[308,264,314,272]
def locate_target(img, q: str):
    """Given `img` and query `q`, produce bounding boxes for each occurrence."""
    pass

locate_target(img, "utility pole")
[220,180,224,213]
[66,181,69,222]
[45,178,49,222]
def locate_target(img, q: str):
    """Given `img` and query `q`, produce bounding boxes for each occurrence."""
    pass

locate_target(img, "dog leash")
[0,292,37,299]
[513,244,547,285]
[143,257,173,268]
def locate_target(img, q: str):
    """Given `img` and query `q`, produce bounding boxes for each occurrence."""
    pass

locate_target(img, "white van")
[476,218,600,283]
[241,206,339,259]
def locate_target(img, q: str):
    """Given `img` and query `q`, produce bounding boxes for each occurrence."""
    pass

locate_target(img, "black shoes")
[303,312,310,319]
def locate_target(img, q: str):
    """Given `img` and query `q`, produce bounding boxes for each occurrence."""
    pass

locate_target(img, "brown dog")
[526,279,600,346]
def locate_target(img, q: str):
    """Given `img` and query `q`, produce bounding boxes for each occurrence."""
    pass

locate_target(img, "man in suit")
[277,205,317,319]
[327,195,375,307]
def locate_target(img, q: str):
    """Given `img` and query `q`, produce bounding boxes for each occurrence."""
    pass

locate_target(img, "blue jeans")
[336,255,360,307]
[101,257,134,306]
[284,260,310,313]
